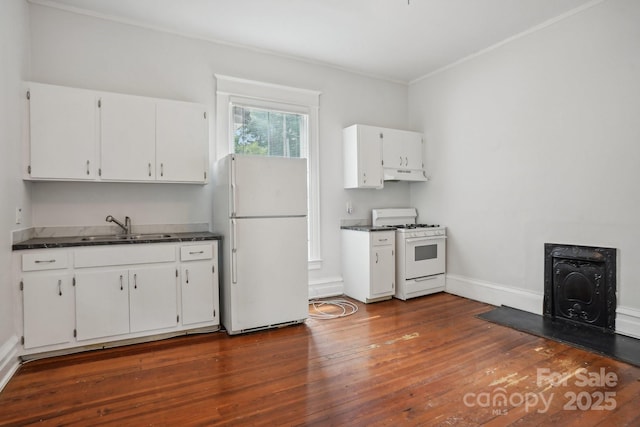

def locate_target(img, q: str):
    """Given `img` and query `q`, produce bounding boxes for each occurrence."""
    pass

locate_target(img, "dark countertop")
[340,225,396,232]
[12,231,222,250]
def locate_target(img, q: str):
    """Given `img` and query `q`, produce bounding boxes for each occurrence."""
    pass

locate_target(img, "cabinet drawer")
[22,251,69,271]
[371,233,394,246]
[180,244,213,261]
[75,244,175,268]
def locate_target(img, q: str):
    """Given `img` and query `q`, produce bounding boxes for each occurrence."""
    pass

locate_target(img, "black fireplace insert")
[543,243,616,332]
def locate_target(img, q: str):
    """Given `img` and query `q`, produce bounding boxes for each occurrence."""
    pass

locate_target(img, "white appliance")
[372,208,446,300]
[213,154,308,334]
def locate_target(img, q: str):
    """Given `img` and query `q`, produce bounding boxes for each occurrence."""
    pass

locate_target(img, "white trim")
[217,75,320,107]
[410,0,606,85]
[445,274,543,315]
[446,275,640,340]
[309,276,343,300]
[616,306,640,339]
[0,335,21,392]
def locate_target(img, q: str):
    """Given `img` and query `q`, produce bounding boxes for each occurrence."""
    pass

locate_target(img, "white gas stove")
[372,208,446,300]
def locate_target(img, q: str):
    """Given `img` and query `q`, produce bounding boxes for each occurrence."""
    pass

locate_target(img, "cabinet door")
[129,266,177,333]
[358,125,383,188]
[181,261,217,326]
[22,274,74,349]
[403,131,424,170]
[28,83,97,180]
[382,129,424,170]
[156,100,208,183]
[75,269,129,340]
[381,128,404,169]
[100,94,156,181]
[371,246,395,297]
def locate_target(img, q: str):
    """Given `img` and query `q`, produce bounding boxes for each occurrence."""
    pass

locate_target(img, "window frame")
[215,75,322,270]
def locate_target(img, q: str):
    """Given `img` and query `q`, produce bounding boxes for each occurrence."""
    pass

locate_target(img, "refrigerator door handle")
[231,219,237,284]
[230,157,237,217]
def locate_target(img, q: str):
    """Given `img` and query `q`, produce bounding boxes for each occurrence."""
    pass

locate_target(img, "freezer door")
[231,155,307,217]
[229,216,308,332]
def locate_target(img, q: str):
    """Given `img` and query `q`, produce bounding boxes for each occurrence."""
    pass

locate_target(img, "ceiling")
[34,0,596,83]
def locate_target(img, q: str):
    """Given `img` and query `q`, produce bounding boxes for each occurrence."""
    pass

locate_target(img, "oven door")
[404,236,446,280]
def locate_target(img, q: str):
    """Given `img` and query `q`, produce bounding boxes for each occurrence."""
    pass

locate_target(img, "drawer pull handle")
[379,238,388,242]
[58,279,62,296]
[189,251,204,255]
[35,259,56,264]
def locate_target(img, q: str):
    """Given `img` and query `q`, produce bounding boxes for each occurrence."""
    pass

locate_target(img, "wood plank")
[1,293,639,425]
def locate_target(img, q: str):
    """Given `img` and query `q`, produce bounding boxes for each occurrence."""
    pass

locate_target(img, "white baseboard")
[445,274,543,315]
[446,274,640,340]
[616,306,640,339]
[309,276,343,299]
[0,335,21,392]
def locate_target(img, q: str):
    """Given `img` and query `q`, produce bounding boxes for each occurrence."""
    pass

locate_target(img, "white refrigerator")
[213,154,309,334]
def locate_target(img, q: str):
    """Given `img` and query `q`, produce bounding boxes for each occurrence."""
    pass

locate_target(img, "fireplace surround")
[543,243,616,332]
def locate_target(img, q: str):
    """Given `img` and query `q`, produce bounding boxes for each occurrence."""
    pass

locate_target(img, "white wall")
[408,0,640,334]
[27,4,411,291]
[0,0,31,388]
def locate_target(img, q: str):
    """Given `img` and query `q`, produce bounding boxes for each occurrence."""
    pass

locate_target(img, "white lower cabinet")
[342,229,395,303]
[75,269,130,341]
[18,241,220,355]
[75,265,177,341]
[180,243,218,326]
[129,266,178,333]
[22,273,75,349]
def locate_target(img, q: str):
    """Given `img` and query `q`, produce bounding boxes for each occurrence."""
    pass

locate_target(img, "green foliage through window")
[233,105,307,158]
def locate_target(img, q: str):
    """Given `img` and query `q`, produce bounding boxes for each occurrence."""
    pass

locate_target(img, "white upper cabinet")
[343,124,384,189]
[26,82,209,184]
[100,94,156,181]
[156,100,208,183]
[28,83,98,180]
[382,128,427,182]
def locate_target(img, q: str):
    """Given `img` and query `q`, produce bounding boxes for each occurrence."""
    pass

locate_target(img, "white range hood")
[383,167,428,182]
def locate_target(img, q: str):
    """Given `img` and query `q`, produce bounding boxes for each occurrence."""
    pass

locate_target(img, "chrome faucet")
[106,215,131,235]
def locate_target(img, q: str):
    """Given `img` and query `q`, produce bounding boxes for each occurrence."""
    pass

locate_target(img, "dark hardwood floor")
[1,293,639,426]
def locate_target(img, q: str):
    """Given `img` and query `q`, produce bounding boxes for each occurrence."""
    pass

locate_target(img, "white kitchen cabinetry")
[21,250,74,349]
[180,244,218,326]
[22,273,75,349]
[343,124,384,189]
[156,101,208,183]
[74,245,178,340]
[129,266,178,333]
[99,94,156,181]
[382,128,424,171]
[27,82,98,180]
[75,269,130,340]
[76,265,178,340]
[342,229,395,303]
[26,82,208,184]
[17,240,220,356]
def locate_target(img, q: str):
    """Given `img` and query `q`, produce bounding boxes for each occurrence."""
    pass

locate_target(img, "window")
[216,75,322,270]
[232,105,307,158]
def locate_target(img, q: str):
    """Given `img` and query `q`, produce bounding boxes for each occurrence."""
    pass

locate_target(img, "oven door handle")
[406,236,447,243]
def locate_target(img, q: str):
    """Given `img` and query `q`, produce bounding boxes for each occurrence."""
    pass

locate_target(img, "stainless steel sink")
[120,234,174,240]
[80,234,174,242]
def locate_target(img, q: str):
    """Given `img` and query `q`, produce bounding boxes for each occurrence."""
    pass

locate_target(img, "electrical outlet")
[346,201,353,215]
[15,207,23,224]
